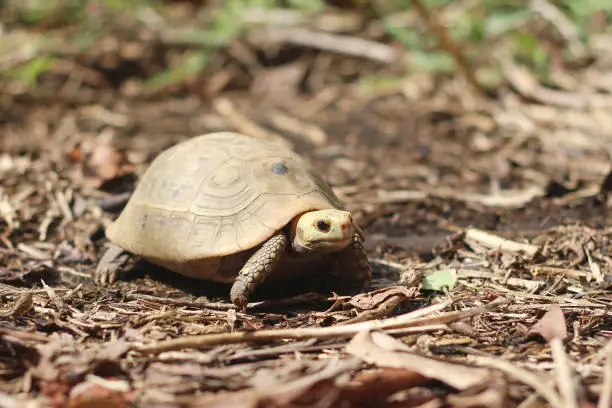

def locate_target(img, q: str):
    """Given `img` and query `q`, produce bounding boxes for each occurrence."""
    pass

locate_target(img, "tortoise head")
[291,209,355,254]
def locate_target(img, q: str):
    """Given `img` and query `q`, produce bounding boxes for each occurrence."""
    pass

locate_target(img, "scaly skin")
[230,232,288,311]
[229,229,371,312]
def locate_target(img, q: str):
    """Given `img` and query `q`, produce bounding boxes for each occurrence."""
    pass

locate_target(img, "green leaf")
[6,57,55,85]
[210,1,247,47]
[355,75,404,97]
[145,52,209,90]
[286,0,325,13]
[513,32,549,76]
[73,29,102,50]
[485,9,534,36]
[409,50,456,73]
[421,269,457,292]
[102,0,156,12]
[562,0,612,19]
[383,25,422,48]
[175,28,233,48]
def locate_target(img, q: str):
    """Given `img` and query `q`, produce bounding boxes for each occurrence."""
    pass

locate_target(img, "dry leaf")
[341,367,431,403]
[187,358,360,408]
[448,320,476,337]
[69,140,135,187]
[446,387,507,408]
[66,381,128,408]
[346,331,492,390]
[348,286,418,310]
[528,304,568,341]
[96,339,131,361]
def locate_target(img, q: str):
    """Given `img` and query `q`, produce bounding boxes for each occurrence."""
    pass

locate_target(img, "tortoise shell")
[105,132,346,282]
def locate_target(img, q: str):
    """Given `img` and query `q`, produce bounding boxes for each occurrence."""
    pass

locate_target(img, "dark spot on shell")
[271,162,289,175]
[139,213,148,231]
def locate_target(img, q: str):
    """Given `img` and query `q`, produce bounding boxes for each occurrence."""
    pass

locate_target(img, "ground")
[0,2,611,408]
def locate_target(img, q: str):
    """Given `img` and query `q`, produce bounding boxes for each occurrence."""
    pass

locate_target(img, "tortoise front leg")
[230,231,288,311]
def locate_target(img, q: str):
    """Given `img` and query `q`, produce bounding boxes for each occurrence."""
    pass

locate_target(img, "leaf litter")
[1,2,612,408]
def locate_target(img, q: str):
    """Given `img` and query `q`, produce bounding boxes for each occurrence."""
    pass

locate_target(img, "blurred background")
[1,2,612,407]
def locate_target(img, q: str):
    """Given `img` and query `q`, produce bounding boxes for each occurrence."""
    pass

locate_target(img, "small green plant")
[422,269,458,292]
[145,51,209,91]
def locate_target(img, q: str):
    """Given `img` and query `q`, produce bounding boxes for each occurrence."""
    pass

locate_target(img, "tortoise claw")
[94,243,130,285]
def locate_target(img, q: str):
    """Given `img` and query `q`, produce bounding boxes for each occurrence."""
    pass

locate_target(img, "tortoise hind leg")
[230,232,288,311]
[94,243,131,285]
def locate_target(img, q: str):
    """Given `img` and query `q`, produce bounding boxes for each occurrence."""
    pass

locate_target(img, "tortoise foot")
[94,243,130,285]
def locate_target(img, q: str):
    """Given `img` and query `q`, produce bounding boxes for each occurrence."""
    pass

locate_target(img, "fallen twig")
[599,340,612,408]
[0,291,34,318]
[212,98,292,148]
[126,293,237,311]
[248,27,398,63]
[502,56,612,109]
[458,269,544,292]
[464,228,540,258]
[411,0,488,96]
[0,326,49,343]
[551,338,580,408]
[133,297,507,354]
[347,331,493,390]
[470,355,564,407]
[529,0,588,60]
[363,185,544,208]
[265,109,327,147]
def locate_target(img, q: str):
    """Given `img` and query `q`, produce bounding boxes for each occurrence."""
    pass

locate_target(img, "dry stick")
[126,293,236,311]
[516,377,560,408]
[464,228,540,258]
[551,338,579,408]
[501,56,612,109]
[134,298,507,354]
[458,270,544,292]
[132,311,446,354]
[411,0,488,96]
[599,340,612,408]
[529,0,587,59]
[266,109,328,147]
[0,327,49,343]
[250,27,398,64]
[364,186,543,208]
[0,283,71,296]
[0,292,33,318]
[212,97,293,149]
[470,356,564,408]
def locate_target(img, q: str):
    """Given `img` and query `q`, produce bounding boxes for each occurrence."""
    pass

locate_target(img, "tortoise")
[94,131,372,311]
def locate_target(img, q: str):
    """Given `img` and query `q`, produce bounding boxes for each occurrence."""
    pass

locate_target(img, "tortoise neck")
[287,214,303,253]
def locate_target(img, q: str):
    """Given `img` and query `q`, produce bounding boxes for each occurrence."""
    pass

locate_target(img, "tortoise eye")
[316,220,331,232]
